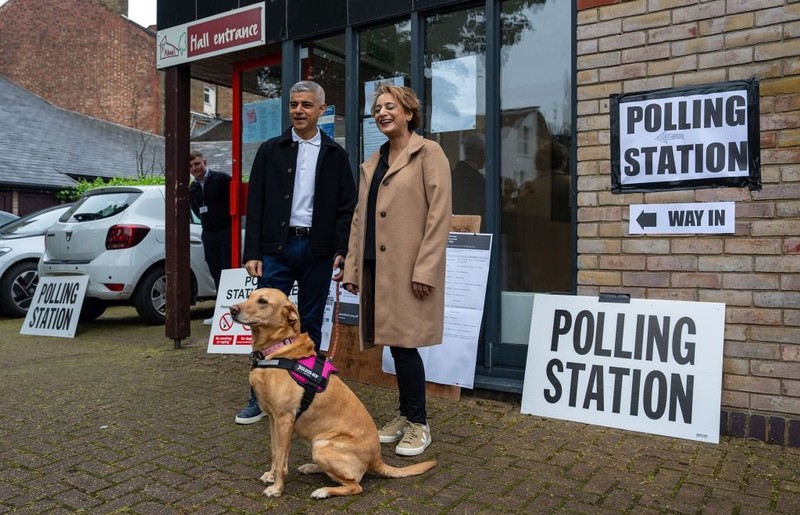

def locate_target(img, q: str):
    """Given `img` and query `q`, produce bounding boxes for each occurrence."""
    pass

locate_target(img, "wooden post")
[164,64,191,348]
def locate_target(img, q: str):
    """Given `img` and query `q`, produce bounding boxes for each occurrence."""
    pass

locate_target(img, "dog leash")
[327,281,341,363]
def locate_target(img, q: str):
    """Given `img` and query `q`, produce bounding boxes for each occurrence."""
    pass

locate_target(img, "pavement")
[1,304,799,514]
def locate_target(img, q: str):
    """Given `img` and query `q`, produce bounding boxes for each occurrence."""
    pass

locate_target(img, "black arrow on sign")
[636,211,657,229]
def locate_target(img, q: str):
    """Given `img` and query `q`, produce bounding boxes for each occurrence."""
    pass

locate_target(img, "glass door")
[231,53,282,263]
[496,0,573,373]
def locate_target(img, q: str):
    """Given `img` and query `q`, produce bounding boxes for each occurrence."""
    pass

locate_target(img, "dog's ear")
[282,302,301,333]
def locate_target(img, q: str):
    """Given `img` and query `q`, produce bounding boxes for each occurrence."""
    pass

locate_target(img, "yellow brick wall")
[576,0,800,420]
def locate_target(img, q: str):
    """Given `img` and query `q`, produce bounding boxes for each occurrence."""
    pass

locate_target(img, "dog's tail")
[372,459,438,478]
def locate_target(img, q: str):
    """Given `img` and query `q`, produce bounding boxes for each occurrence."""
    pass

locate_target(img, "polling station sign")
[207,268,335,354]
[20,276,89,338]
[521,294,725,444]
[610,80,760,193]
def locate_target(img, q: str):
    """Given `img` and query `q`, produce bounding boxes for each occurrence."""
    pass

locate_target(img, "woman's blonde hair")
[372,84,421,132]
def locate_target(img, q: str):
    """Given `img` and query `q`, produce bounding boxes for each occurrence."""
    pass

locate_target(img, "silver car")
[39,186,217,324]
[0,204,72,317]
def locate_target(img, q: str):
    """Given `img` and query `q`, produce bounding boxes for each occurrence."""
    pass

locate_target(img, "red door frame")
[230,53,282,268]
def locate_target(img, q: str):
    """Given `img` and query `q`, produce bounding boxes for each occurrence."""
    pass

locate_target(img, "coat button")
[383,179,390,186]
[284,194,290,200]
[288,168,293,173]
[380,245,386,251]
[280,221,287,226]
[278,245,284,250]
[380,211,386,217]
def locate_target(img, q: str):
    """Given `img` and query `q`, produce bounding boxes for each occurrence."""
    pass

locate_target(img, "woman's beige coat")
[343,132,452,350]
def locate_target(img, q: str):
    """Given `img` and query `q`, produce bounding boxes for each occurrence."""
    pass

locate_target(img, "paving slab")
[1,306,798,514]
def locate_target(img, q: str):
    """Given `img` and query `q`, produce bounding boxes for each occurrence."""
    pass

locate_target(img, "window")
[500,0,572,344]
[301,34,347,148]
[358,20,411,161]
[424,8,487,224]
[203,84,216,115]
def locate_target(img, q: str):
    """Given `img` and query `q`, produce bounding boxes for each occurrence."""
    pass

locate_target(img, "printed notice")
[383,233,492,388]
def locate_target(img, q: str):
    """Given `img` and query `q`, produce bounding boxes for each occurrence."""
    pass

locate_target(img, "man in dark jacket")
[189,151,231,325]
[236,80,356,424]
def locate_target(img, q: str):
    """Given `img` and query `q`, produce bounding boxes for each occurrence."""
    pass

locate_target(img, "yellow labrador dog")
[230,288,437,499]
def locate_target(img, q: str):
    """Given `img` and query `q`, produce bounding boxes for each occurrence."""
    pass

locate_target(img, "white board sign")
[20,276,89,338]
[382,233,492,389]
[207,268,335,354]
[521,294,725,444]
[629,201,735,234]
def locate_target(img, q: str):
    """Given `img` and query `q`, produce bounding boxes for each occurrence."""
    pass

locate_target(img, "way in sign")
[629,202,735,235]
[668,209,726,227]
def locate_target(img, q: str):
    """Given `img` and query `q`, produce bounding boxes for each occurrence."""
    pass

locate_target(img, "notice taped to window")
[521,294,725,444]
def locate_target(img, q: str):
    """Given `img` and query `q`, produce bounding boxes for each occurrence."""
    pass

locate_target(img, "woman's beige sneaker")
[378,415,408,443]
[395,422,431,456]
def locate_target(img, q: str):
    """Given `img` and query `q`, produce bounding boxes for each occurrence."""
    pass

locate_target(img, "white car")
[39,185,217,324]
[0,204,73,317]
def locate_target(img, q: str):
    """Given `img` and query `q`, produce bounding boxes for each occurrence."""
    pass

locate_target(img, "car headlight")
[0,247,12,257]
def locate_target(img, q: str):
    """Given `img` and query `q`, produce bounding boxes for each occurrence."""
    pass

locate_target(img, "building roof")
[0,75,165,190]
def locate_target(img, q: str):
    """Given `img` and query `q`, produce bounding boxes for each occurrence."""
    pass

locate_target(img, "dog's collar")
[252,337,295,361]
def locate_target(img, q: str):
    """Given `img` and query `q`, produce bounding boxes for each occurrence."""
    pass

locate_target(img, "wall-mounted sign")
[156,3,266,69]
[521,294,725,444]
[629,201,735,234]
[610,80,760,193]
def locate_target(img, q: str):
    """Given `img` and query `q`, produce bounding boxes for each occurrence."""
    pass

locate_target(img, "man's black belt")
[289,226,311,237]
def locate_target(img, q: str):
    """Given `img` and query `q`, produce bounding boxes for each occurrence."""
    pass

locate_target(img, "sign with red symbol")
[207,269,259,354]
[206,268,337,354]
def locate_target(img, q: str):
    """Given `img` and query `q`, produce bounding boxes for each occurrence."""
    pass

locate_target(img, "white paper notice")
[363,76,406,115]
[383,233,492,388]
[363,117,388,161]
[431,56,477,133]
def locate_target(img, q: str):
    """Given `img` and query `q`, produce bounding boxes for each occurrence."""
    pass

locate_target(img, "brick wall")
[0,0,161,134]
[576,0,800,445]
[190,81,234,118]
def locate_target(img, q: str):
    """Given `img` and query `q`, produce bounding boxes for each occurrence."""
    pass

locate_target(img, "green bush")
[56,176,166,202]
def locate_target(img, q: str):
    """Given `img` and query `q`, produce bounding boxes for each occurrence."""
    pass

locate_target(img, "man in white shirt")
[236,81,356,424]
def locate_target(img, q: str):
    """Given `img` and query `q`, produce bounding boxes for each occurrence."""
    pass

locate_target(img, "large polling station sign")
[156,3,265,69]
[610,80,760,193]
[20,276,89,338]
[521,294,725,444]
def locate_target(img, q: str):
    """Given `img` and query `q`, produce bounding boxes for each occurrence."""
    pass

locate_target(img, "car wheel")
[0,261,39,317]
[79,298,108,322]
[134,266,167,325]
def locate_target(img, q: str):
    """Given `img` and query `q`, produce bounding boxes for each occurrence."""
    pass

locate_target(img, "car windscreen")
[64,192,141,223]
[0,205,70,237]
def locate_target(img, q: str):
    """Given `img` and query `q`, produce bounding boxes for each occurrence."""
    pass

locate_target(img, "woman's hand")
[412,281,432,299]
[343,283,359,295]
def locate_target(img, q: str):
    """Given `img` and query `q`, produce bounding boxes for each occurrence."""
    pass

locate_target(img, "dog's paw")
[263,485,283,497]
[297,463,322,475]
[310,487,331,499]
[259,471,275,484]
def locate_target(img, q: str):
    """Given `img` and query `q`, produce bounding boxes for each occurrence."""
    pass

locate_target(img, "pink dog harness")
[250,352,338,418]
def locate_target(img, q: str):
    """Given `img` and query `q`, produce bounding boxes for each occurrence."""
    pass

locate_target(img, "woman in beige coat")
[343,85,451,457]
